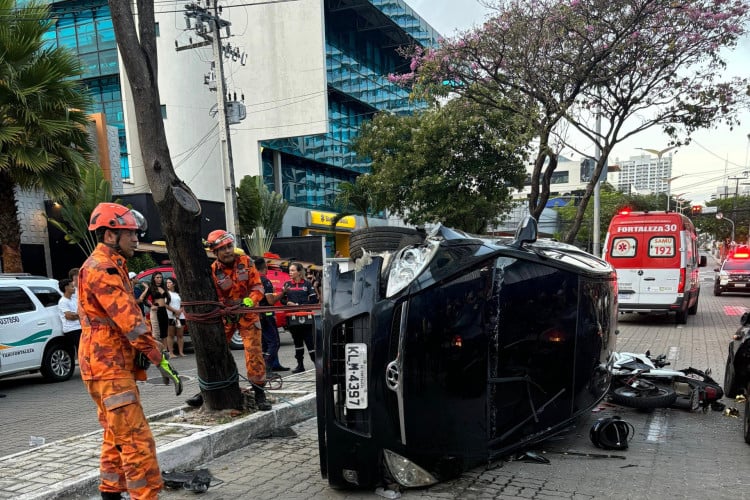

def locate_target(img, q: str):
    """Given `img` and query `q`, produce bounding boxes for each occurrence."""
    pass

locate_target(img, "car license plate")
[345,343,367,409]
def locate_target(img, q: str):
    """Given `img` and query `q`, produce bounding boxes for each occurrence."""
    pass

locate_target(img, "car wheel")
[349,227,424,260]
[744,388,750,445]
[40,341,75,382]
[229,330,243,350]
[714,283,722,296]
[724,345,740,398]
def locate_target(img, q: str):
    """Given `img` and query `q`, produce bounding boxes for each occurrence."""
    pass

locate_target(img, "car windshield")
[723,259,750,271]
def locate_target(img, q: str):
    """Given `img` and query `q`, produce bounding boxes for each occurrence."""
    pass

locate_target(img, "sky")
[405,0,750,205]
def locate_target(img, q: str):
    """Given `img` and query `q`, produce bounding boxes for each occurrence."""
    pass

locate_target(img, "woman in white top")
[165,278,186,356]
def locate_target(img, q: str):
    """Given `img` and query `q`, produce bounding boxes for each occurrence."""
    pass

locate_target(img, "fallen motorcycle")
[609,351,723,411]
[723,311,750,444]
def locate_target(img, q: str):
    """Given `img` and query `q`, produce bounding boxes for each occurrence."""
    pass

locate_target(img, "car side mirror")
[511,215,538,248]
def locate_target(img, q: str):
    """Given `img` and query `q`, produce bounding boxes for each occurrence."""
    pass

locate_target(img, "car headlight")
[385,241,439,298]
[720,271,729,279]
[383,449,438,488]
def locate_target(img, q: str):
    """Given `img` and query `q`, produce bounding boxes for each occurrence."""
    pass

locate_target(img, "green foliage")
[127,253,157,274]
[46,163,114,255]
[353,98,531,234]
[555,185,680,251]
[694,196,750,243]
[237,175,288,254]
[0,0,95,271]
[331,176,382,228]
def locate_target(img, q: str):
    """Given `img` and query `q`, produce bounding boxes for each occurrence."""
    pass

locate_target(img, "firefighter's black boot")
[254,386,272,411]
[291,361,305,374]
[101,492,123,500]
[186,392,203,407]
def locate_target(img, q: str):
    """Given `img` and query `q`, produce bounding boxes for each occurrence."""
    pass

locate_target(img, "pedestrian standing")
[57,278,82,350]
[281,262,318,373]
[78,202,181,500]
[254,257,289,372]
[165,278,186,357]
[206,230,271,410]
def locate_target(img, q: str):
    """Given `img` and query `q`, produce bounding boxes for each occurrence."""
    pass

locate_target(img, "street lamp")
[716,212,735,244]
[637,146,679,210]
[662,175,685,212]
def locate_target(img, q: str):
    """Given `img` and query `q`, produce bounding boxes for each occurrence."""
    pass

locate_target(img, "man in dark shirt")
[281,262,318,373]
[254,257,289,372]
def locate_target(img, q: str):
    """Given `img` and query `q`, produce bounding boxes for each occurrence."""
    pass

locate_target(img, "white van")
[602,210,707,324]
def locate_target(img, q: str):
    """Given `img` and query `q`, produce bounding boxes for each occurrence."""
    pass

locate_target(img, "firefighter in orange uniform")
[78,202,182,500]
[207,229,271,410]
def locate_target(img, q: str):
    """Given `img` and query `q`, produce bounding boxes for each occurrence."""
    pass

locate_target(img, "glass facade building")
[261,0,439,212]
[43,0,130,180]
[40,0,438,216]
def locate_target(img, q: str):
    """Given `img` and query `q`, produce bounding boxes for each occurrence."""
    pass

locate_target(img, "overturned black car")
[724,311,750,443]
[315,218,618,490]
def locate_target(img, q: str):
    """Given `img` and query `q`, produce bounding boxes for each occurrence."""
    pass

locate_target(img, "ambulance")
[602,210,706,324]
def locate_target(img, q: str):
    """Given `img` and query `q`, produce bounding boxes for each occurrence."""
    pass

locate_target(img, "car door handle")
[643,278,655,281]
[37,320,46,325]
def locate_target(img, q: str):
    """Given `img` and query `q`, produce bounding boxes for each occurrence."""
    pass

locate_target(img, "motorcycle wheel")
[610,385,678,409]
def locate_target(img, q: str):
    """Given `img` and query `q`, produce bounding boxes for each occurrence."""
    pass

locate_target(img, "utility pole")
[181,1,239,235]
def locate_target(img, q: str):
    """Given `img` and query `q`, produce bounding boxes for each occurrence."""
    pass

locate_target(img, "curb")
[22,392,317,500]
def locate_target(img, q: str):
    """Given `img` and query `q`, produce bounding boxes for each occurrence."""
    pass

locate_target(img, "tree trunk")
[108,0,242,410]
[0,172,24,273]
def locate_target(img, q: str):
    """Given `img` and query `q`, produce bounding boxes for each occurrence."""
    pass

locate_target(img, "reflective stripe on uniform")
[103,390,138,410]
[127,478,148,489]
[126,323,149,341]
[100,471,122,482]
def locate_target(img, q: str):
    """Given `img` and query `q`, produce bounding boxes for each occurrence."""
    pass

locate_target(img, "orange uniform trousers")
[84,378,162,499]
[225,317,265,386]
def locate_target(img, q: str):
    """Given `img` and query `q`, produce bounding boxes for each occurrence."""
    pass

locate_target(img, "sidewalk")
[0,373,316,500]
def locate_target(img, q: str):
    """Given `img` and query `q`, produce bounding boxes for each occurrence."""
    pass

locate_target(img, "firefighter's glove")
[242,297,255,307]
[157,353,183,396]
[134,351,151,370]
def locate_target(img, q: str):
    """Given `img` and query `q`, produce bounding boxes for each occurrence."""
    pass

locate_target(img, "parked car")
[714,247,750,296]
[723,311,750,443]
[317,218,617,489]
[0,274,76,382]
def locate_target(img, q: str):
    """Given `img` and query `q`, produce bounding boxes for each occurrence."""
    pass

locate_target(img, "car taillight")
[733,253,749,258]
[677,268,686,293]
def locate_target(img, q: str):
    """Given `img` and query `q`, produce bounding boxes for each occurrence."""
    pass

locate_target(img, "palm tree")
[237,175,288,255]
[0,0,94,272]
[330,175,383,229]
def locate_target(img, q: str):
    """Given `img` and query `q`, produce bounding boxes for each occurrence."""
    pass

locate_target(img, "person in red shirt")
[207,230,271,411]
[79,202,181,500]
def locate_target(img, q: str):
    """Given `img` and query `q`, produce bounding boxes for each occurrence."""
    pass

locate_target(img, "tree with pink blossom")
[394,0,749,242]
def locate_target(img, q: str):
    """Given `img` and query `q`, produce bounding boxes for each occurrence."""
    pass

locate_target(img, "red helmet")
[88,202,147,233]
[207,229,235,251]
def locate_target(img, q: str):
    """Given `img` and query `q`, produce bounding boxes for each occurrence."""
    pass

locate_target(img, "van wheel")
[675,307,688,325]
[40,341,75,382]
[688,296,699,315]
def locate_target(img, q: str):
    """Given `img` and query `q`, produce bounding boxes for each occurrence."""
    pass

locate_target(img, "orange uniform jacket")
[211,254,264,336]
[78,244,163,380]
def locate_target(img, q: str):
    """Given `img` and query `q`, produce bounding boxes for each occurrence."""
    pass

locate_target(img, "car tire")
[40,341,75,382]
[610,385,678,409]
[688,294,699,315]
[714,283,722,296]
[675,306,688,325]
[725,345,741,398]
[349,227,424,260]
[743,388,750,445]
[229,330,244,350]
